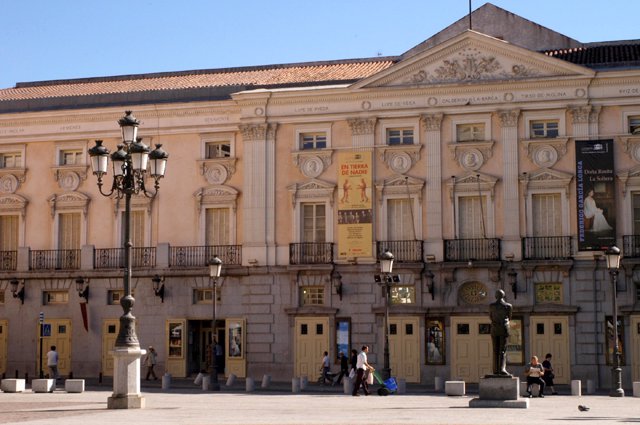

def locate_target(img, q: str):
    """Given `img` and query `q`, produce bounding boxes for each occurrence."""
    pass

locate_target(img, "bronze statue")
[489,289,513,376]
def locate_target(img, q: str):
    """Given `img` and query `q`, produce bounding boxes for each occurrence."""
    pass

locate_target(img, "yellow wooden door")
[530,316,570,384]
[451,316,492,383]
[294,317,330,380]
[101,320,118,376]
[39,319,71,376]
[388,316,420,382]
[0,320,7,376]
[631,315,640,382]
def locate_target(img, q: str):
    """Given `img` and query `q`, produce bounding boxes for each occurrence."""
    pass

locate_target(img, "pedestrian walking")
[335,351,349,385]
[46,345,59,380]
[320,351,331,385]
[352,345,374,396]
[145,346,158,380]
[542,353,558,395]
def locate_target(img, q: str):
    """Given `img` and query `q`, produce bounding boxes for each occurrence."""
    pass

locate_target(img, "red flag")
[80,302,88,332]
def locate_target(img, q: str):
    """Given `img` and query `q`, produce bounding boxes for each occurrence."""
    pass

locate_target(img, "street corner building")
[0,3,640,390]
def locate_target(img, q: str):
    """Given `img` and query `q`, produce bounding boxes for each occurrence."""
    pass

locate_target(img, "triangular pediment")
[287,179,336,207]
[353,31,594,89]
[375,175,425,203]
[520,168,573,191]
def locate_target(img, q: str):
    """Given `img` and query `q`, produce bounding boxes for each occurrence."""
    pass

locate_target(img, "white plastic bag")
[366,371,374,385]
[348,368,356,379]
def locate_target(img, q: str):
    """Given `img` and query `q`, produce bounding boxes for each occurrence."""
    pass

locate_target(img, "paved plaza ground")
[0,379,637,425]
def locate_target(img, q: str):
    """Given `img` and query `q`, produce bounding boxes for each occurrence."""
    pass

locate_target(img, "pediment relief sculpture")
[51,165,88,190]
[49,191,90,217]
[194,185,239,212]
[447,141,494,171]
[375,175,425,205]
[618,135,640,164]
[519,168,573,194]
[0,194,28,215]
[377,145,421,174]
[448,172,498,199]
[197,157,237,185]
[291,150,333,178]
[0,167,27,189]
[617,165,640,195]
[521,138,568,168]
[287,179,336,207]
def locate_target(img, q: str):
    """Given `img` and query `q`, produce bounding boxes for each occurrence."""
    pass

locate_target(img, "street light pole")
[605,245,624,397]
[208,255,223,391]
[88,111,169,409]
[379,250,394,382]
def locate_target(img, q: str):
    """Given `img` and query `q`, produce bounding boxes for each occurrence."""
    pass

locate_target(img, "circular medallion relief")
[0,174,19,194]
[459,281,489,305]
[631,144,640,164]
[389,152,412,174]
[302,156,324,178]
[459,148,483,171]
[205,163,228,185]
[533,145,558,168]
[59,171,80,191]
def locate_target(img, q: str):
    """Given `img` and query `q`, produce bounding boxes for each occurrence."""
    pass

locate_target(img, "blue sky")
[1,0,637,89]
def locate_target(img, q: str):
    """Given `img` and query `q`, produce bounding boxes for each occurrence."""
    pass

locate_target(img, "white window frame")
[201,133,236,158]
[293,197,333,243]
[54,210,84,250]
[451,114,492,143]
[0,212,25,248]
[379,119,419,146]
[203,206,234,246]
[381,195,422,241]
[452,192,495,238]
[55,141,87,166]
[196,187,238,246]
[0,145,25,170]
[525,190,569,236]
[523,111,566,139]
[294,124,332,151]
[299,132,328,150]
[623,111,640,135]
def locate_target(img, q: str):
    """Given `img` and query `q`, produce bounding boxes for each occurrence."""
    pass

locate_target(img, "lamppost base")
[609,389,625,397]
[609,367,625,397]
[109,346,145,409]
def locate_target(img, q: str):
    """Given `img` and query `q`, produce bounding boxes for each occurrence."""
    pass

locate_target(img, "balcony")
[376,240,423,263]
[289,242,333,265]
[523,236,572,260]
[0,251,17,271]
[94,247,156,269]
[30,249,80,270]
[623,235,640,258]
[170,245,242,267]
[444,238,501,262]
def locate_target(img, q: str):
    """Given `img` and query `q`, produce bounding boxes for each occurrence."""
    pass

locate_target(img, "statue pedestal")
[469,376,529,409]
[107,347,146,409]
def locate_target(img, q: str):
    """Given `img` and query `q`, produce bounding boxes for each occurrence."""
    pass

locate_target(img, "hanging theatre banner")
[337,151,373,259]
[575,139,616,251]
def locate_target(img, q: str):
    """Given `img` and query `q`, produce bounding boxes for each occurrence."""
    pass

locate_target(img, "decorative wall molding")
[291,150,333,178]
[447,141,494,171]
[377,145,422,174]
[375,175,425,206]
[239,123,277,141]
[49,191,90,217]
[498,110,520,128]
[51,166,88,189]
[347,118,377,136]
[420,113,444,131]
[521,137,569,167]
[0,194,28,216]
[519,168,573,195]
[194,185,239,213]
[198,158,237,185]
[448,172,498,200]
[569,105,591,124]
[287,179,336,208]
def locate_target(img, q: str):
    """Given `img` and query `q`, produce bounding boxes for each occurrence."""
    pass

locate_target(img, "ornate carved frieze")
[287,179,336,207]
[619,135,640,165]
[291,150,333,179]
[519,168,573,195]
[589,105,601,124]
[197,158,237,185]
[420,113,443,131]
[49,191,90,217]
[498,110,520,128]
[374,175,424,206]
[521,138,569,168]
[447,141,494,171]
[347,118,376,136]
[569,105,591,124]
[239,123,277,141]
[194,185,239,213]
[0,194,28,216]
[447,172,498,200]
[378,145,422,174]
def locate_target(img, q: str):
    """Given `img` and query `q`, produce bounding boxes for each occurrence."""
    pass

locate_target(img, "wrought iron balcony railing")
[444,238,501,262]
[0,251,17,271]
[522,236,572,260]
[170,245,242,267]
[623,235,640,258]
[94,247,156,269]
[376,240,423,263]
[289,242,334,265]
[30,249,80,270]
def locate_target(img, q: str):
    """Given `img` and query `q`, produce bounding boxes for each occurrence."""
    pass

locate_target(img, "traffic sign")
[39,312,44,324]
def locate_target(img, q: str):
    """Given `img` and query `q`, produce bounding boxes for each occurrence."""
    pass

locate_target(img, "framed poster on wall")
[335,318,351,362]
[425,318,445,364]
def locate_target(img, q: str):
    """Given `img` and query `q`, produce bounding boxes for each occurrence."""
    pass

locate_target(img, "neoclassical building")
[0,3,639,388]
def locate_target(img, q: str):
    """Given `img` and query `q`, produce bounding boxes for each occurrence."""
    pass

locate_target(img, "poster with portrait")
[506,318,523,364]
[228,320,243,359]
[425,318,445,364]
[575,139,616,251]
[337,151,373,259]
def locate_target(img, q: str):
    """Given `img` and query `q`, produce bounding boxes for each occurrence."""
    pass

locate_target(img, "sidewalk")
[0,377,636,425]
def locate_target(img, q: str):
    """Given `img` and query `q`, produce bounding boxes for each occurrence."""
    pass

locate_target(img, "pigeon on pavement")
[578,405,590,412]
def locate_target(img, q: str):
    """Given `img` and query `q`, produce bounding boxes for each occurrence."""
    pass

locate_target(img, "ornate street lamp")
[88,111,168,409]
[208,255,223,391]
[605,245,624,397]
[379,250,394,381]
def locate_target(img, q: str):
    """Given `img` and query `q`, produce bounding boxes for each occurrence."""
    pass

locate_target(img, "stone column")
[421,113,444,261]
[570,105,591,139]
[589,106,601,138]
[240,123,278,265]
[347,118,376,148]
[499,110,521,259]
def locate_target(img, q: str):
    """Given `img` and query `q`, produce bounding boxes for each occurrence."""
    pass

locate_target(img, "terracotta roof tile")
[0,59,397,102]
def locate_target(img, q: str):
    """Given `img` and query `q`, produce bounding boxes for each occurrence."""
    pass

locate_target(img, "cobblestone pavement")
[0,382,636,425]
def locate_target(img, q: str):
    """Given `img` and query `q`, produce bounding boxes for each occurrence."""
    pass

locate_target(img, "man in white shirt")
[46,346,59,380]
[352,345,373,396]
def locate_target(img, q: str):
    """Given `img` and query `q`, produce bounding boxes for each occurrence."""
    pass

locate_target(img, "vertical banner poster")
[575,139,616,251]
[337,151,373,259]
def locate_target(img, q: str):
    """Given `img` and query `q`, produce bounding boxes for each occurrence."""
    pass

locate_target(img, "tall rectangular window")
[532,193,562,236]
[205,142,231,159]
[629,116,640,134]
[456,123,485,142]
[0,152,22,168]
[302,203,325,242]
[386,128,414,145]
[458,196,486,238]
[58,212,81,250]
[387,198,414,240]
[0,215,18,251]
[121,210,145,247]
[530,120,559,138]
[205,207,230,245]
[300,132,327,150]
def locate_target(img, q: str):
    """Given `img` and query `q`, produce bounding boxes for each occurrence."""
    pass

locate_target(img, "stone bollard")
[292,377,301,393]
[246,377,255,392]
[397,378,406,394]
[261,375,271,389]
[300,376,308,391]
[586,379,595,394]
[344,377,353,394]
[162,373,171,390]
[435,376,444,392]
[632,382,640,397]
[226,373,236,387]
[202,375,210,391]
[571,380,581,396]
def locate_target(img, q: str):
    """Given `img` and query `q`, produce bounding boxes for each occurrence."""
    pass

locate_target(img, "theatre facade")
[0,4,639,389]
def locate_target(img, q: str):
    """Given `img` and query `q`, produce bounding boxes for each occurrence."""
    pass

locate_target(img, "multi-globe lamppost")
[88,111,168,409]
[379,250,395,381]
[605,245,624,397]
[208,255,223,391]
